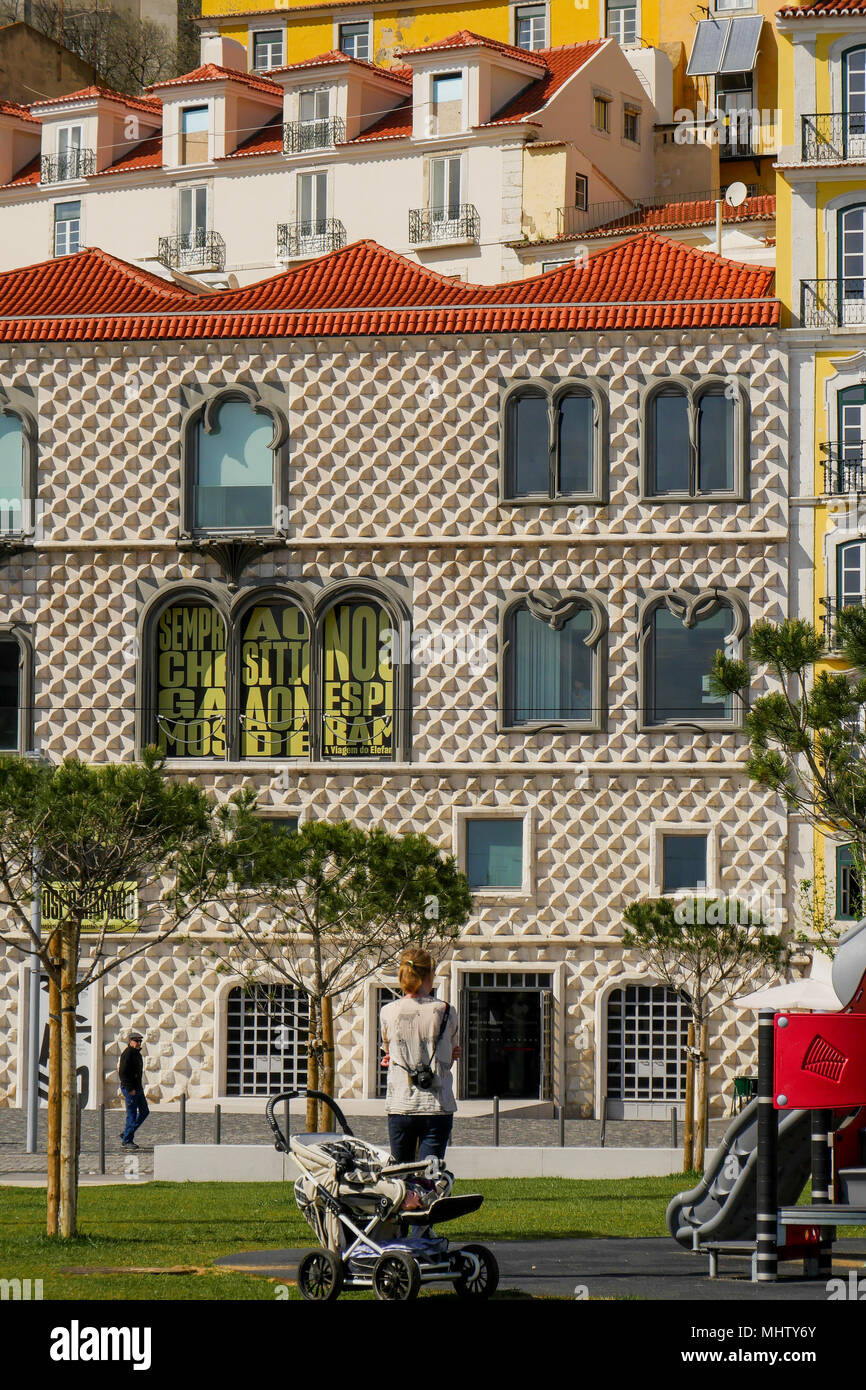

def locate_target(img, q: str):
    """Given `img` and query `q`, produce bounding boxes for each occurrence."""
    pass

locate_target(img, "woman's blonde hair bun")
[398,946,435,994]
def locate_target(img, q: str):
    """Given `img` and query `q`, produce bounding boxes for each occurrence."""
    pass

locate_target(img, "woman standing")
[380,947,461,1162]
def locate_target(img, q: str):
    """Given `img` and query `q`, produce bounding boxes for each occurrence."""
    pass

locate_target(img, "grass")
[0,1173,697,1301]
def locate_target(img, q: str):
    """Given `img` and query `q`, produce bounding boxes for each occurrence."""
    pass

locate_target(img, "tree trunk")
[683,1021,695,1172]
[306,995,321,1132]
[59,925,78,1238]
[46,958,61,1237]
[695,1020,710,1173]
[320,994,335,1132]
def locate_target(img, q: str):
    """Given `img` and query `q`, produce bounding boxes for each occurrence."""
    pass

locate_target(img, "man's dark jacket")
[118,1046,143,1091]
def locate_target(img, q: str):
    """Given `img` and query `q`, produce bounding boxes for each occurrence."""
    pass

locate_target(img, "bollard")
[558,1103,566,1148]
[284,1099,290,1146]
[180,1093,187,1145]
[99,1103,105,1175]
[214,1103,221,1146]
[599,1095,607,1148]
[670,1106,678,1150]
[493,1095,500,1147]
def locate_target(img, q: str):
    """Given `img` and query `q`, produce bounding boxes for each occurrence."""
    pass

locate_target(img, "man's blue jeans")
[121,1087,150,1144]
[387,1113,453,1163]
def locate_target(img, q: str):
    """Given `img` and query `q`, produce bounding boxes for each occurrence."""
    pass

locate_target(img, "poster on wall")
[240,603,310,757]
[41,882,138,932]
[156,604,226,757]
[321,601,394,758]
[36,975,94,1109]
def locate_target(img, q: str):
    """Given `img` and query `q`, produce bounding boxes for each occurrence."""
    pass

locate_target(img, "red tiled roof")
[147,63,280,98]
[483,42,606,126]
[29,85,161,116]
[0,154,40,190]
[349,99,412,143]
[778,0,866,14]
[219,113,283,159]
[0,246,192,318]
[0,235,778,343]
[397,29,548,67]
[96,133,163,176]
[578,193,776,240]
[0,99,40,125]
[267,49,411,83]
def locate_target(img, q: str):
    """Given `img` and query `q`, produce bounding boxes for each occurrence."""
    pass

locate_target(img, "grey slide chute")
[666,1098,812,1249]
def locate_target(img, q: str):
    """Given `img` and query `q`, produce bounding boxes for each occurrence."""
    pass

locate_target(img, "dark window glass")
[465,818,523,888]
[838,844,863,920]
[510,605,593,722]
[650,390,690,493]
[649,605,734,722]
[0,639,19,749]
[557,392,593,494]
[697,391,735,492]
[662,834,708,893]
[508,392,549,495]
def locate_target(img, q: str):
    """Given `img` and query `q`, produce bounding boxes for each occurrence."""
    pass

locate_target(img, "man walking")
[118,1031,149,1151]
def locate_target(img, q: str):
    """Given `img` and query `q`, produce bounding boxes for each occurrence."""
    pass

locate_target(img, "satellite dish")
[724,181,748,209]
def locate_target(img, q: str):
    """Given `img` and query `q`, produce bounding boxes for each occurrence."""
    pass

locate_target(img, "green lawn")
[0,1174,696,1301]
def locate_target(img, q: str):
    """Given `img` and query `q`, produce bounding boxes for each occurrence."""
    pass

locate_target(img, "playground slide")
[666,1098,813,1249]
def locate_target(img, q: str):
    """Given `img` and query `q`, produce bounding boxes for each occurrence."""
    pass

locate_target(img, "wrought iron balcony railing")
[802,112,866,163]
[157,231,226,272]
[282,117,345,153]
[801,279,866,329]
[276,219,346,259]
[556,185,761,239]
[408,204,480,245]
[821,596,866,646]
[41,149,96,183]
[821,443,866,495]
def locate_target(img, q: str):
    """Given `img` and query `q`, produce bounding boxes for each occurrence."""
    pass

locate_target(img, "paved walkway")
[0,1108,728,1177]
[215,1238,866,1300]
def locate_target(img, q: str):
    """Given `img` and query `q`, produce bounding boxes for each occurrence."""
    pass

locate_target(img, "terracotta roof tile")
[778,0,866,14]
[96,133,163,176]
[0,234,778,342]
[482,42,606,126]
[0,153,40,189]
[349,99,412,143]
[0,99,40,124]
[579,193,776,239]
[218,113,283,160]
[29,85,161,116]
[267,49,411,83]
[147,63,280,98]
[397,29,548,67]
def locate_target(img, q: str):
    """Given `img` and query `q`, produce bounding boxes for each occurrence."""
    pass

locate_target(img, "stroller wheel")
[453,1244,499,1299]
[372,1251,421,1302]
[296,1248,344,1302]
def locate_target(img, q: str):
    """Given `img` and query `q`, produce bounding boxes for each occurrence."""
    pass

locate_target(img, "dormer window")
[252,29,283,72]
[432,73,463,135]
[57,125,83,179]
[180,106,209,166]
[339,21,370,60]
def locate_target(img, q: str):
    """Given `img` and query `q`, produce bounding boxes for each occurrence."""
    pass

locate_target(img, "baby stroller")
[266,1090,499,1301]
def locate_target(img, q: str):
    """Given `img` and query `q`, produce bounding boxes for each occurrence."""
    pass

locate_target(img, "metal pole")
[558,1103,566,1148]
[179,1093,186,1144]
[25,849,42,1154]
[99,1103,105,1175]
[213,1103,221,1146]
[810,1107,833,1277]
[600,1094,607,1148]
[493,1095,500,1147]
[715,198,723,257]
[756,1010,778,1282]
[283,1099,290,1145]
[670,1106,678,1150]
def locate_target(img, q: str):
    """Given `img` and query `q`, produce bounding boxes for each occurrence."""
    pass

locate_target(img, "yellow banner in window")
[41,881,138,932]
[322,601,393,758]
[241,603,310,757]
[156,604,226,757]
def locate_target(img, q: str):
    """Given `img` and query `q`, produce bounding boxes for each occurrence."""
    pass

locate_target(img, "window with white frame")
[252,28,283,71]
[431,72,463,135]
[429,155,461,219]
[574,173,588,210]
[53,199,81,255]
[339,21,370,59]
[606,0,637,45]
[297,170,328,236]
[178,185,208,251]
[299,88,330,125]
[514,4,547,50]
[57,124,84,179]
[180,106,209,166]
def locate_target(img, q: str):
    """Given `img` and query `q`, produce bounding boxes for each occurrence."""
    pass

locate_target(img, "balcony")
[41,149,96,183]
[282,117,345,154]
[408,204,480,247]
[821,444,866,495]
[157,231,226,272]
[276,219,346,260]
[801,113,866,163]
[800,279,866,329]
[821,596,866,646]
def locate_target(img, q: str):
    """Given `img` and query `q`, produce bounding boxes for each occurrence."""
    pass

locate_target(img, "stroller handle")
[265,1089,354,1152]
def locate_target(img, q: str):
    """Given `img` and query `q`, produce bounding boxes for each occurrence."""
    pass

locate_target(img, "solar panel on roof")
[686,19,729,77]
[719,15,763,73]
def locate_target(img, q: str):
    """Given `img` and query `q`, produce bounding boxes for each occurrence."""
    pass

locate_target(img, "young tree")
[0,751,254,1237]
[622,897,790,1171]
[208,818,472,1131]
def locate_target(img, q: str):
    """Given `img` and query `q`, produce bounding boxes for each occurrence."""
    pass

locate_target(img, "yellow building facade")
[777,0,866,932]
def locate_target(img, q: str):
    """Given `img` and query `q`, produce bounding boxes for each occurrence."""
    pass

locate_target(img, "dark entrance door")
[461,972,551,1099]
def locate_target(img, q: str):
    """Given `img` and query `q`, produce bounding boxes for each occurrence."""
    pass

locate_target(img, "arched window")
[239,600,310,758]
[0,411,25,534]
[503,596,603,727]
[644,379,741,498]
[183,389,288,537]
[844,47,866,155]
[644,595,740,726]
[839,205,866,325]
[838,539,866,612]
[321,598,395,758]
[503,379,604,502]
[830,384,866,493]
[154,600,227,757]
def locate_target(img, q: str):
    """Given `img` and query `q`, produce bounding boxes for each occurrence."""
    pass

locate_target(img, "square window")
[465,818,524,889]
[624,107,640,143]
[339,21,370,60]
[662,834,708,893]
[606,1,637,45]
[593,96,611,133]
[252,29,283,71]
